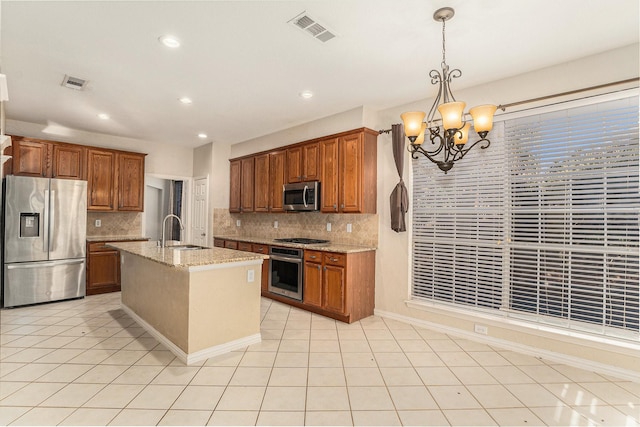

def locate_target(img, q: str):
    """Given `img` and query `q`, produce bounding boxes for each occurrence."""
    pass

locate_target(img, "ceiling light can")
[299,90,313,99]
[198,133,207,139]
[97,113,110,120]
[159,35,180,48]
[179,97,192,104]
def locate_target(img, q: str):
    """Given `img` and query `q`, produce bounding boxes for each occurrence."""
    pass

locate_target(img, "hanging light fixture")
[401,7,497,173]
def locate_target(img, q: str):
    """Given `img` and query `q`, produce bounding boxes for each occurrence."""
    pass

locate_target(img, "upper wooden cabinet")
[254,154,270,212]
[6,136,85,180]
[229,160,241,213]
[269,150,286,213]
[117,152,145,211]
[52,144,85,180]
[321,130,377,214]
[286,142,320,183]
[229,127,377,214]
[87,148,116,211]
[87,149,145,212]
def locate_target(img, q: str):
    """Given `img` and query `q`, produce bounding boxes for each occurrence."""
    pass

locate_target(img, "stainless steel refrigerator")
[2,175,87,308]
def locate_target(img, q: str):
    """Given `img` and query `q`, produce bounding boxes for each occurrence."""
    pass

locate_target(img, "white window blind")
[411,94,639,341]
[506,97,639,337]
[412,123,506,311]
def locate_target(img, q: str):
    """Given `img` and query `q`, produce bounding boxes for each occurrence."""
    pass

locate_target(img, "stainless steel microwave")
[283,181,320,212]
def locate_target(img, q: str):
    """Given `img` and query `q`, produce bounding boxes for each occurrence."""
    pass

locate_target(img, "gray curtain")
[390,124,409,232]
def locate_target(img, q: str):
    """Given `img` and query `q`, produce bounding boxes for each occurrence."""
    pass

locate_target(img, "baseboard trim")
[374,308,640,382]
[122,303,261,365]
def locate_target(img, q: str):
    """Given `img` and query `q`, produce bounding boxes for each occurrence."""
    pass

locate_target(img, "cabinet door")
[302,142,320,181]
[87,248,120,295]
[339,133,364,213]
[320,137,339,212]
[304,262,323,307]
[117,153,145,211]
[323,264,345,313]
[254,154,270,212]
[87,149,116,211]
[12,138,51,177]
[286,146,302,183]
[241,157,255,212]
[229,160,241,213]
[52,144,85,180]
[269,151,286,212]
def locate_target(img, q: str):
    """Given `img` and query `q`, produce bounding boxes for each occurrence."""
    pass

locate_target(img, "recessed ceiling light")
[179,97,192,104]
[159,35,180,48]
[299,90,314,99]
[97,113,110,120]
[198,133,207,139]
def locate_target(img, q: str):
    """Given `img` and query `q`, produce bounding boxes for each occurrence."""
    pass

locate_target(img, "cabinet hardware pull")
[310,255,316,259]
[341,204,344,209]
[331,258,338,262]
[317,265,321,270]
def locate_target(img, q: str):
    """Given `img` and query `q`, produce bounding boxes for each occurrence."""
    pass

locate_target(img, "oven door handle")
[270,254,303,264]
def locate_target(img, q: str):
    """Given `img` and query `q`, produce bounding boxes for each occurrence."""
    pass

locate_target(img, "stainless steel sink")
[166,244,208,251]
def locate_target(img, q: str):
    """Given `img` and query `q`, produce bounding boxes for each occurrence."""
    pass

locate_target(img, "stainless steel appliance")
[2,175,87,308]
[268,238,330,301]
[283,181,320,212]
[269,246,304,301]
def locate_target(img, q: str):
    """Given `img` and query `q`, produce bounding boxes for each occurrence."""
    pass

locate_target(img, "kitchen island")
[108,241,267,365]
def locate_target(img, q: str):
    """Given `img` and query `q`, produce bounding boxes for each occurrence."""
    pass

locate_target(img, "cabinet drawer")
[323,252,346,267]
[252,244,268,255]
[224,240,238,250]
[238,242,252,252]
[213,238,225,248]
[305,250,323,263]
[88,242,111,252]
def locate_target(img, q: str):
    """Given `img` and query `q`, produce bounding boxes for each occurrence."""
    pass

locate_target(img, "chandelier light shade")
[401,7,497,173]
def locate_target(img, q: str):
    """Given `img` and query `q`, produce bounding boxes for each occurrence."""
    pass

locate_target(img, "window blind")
[411,94,639,341]
[412,123,506,311]
[506,97,639,336]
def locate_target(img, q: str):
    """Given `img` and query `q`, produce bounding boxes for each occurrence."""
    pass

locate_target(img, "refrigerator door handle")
[6,259,85,270]
[49,190,55,252]
[43,189,50,253]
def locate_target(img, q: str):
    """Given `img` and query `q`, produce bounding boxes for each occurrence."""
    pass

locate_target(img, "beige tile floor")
[1,292,638,426]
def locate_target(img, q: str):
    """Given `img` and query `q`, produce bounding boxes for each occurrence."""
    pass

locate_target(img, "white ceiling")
[2,0,638,149]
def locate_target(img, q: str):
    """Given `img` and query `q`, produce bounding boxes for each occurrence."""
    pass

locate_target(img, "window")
[411,94,639,340]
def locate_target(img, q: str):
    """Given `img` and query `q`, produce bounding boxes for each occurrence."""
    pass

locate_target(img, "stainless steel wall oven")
[268,246,303,301]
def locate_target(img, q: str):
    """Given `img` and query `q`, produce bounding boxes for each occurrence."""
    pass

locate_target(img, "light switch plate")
[274,221,278,229]
[346,223,352,233]
[236,219,241,227]
[326,222,331,232]
[95,219,101,227]
[247,269,255,282]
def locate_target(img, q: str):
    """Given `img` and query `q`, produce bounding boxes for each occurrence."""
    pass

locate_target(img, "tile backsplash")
[213,208,378,247]
[87,212,142,237]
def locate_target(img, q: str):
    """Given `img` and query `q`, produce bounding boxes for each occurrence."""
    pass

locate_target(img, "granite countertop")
[214,235,377,253]
[87,235,150,243]
[108,240,268,269]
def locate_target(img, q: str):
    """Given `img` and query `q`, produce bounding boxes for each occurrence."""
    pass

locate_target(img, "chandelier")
[401,7,497,173]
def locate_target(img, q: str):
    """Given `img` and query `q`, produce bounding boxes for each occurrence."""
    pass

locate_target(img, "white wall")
[7,119,194,177]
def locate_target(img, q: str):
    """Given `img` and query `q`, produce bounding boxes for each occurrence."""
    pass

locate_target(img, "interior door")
[191,177,208,246]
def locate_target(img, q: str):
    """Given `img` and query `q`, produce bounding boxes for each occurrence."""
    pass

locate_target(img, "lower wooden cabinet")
[86,239,147,295]
[86,242,121,295]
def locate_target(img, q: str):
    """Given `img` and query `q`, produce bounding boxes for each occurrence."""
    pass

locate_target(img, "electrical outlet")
[346,223,352,233]
[326,222,331,232]
[236,219,241,227]
[274,220,278,229]
[247,269,255,283]
[95,219,101,227]
[474,324,488,335]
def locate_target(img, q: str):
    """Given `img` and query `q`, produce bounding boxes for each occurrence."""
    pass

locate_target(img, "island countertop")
[109,241,268,270]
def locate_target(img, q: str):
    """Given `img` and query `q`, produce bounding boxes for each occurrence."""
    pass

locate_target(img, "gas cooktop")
[274,237,330,245]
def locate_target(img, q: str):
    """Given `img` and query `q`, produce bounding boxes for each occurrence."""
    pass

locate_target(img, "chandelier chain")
[441,18,447,67]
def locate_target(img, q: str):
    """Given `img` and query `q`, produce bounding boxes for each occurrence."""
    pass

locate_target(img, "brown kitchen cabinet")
[5,136,85,180]
[117,152,145,211]
[87,148,116,211]
[229,160,242,213]
[86,241,121,295]
[254,154,270,212]
[300,249,375,323]
[321,129,377,214]
[286,142,320,183]
[269,150,286,212]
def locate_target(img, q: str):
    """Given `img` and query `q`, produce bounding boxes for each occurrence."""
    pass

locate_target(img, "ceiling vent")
[61,75,88,90]
[289,11,337,43]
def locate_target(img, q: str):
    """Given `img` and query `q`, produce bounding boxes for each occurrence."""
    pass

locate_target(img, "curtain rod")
[378,77,639,134]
